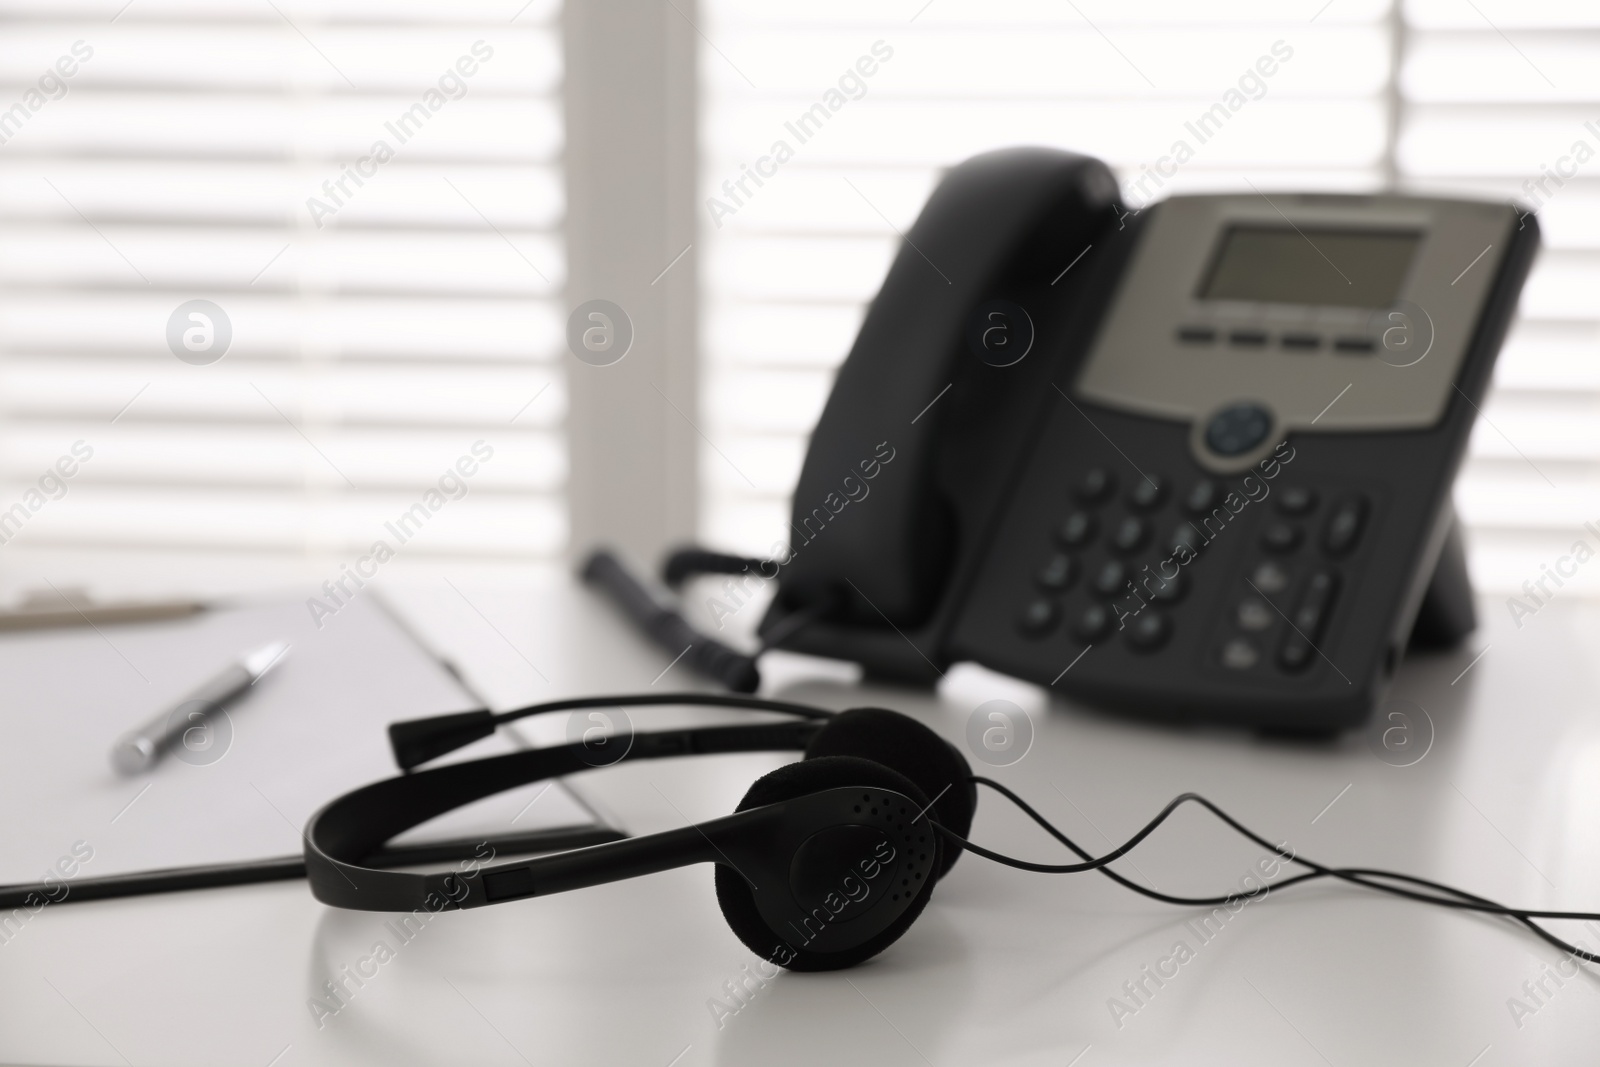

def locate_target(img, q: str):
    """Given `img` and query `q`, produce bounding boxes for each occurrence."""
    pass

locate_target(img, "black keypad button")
[1229,329,1269,347]
[1127,475,1167,511]
[1250,560,1291,595]
[1276,486,1317,515]
[1036,553,1078,591]
[1177,326,1216,344]
[1236,597,1274,632]
[1076,467,1116,504]
[1221,638,1260,670]
[1277,569,1339,672]
[1280,333,1320,351]
[1278,634,1312,671]
[1293,570,1338,634]
[1143,569,1184,604]
[1260,522,1302,554]
[1058,511,1097,548]
[1110,516,1150,554]
[1125,611,1170,651]
[1184,479,1219,514]
[1092,560,1129,598]
[1072,603,1112,642]
[1334,336,1376,353]
[1322,495,1368,556]
[1169,522,1206,557]
[1017,598,1060,636]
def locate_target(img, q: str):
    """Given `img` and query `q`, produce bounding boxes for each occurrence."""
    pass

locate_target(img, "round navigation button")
[1204,403,1273,457]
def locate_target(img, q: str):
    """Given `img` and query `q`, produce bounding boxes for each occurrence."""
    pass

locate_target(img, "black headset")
[305,693,1600,972]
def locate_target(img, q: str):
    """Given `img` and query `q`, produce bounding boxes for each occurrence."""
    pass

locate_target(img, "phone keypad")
[1017,472,1371,673]
[1018,469,1202,653]
[1217,488,1366,675]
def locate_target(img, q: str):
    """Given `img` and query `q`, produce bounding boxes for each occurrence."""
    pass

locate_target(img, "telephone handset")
[758,147,1538,733]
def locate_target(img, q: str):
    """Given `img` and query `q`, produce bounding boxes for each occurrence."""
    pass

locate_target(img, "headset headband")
[304,719,825,912]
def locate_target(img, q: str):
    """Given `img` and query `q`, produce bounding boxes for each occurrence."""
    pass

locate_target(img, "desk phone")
[757,148,1537,733]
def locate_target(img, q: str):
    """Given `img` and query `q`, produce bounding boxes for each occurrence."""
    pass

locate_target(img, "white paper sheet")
[0,594,602,886]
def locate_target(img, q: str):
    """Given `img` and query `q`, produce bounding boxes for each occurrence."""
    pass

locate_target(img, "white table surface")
[3,573,1598,1065]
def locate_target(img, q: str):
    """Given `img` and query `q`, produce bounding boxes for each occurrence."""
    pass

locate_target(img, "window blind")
[699,0,1598,600]
[0,0,565,589]
[1400,0,1600,597]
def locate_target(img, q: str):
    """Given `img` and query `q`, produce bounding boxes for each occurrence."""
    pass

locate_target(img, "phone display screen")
[1198,225,1421,309]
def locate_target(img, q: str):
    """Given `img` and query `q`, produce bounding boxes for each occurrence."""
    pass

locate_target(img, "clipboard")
[0,593,617,906]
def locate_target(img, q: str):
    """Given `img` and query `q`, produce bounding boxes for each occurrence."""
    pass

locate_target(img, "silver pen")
[110,641,290,775]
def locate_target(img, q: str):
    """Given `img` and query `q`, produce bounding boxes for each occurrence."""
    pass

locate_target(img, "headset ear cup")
[714,755,941,972]
[804,708,976,878]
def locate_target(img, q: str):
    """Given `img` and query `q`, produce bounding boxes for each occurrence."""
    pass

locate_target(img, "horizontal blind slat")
[0,2,567,566]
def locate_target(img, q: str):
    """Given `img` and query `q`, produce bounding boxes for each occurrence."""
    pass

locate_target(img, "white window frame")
[561,0,701,567]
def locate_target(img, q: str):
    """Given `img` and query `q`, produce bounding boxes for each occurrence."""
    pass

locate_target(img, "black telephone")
[719,147,1537,733]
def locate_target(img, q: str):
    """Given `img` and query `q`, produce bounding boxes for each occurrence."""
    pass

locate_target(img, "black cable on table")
[936,776,1600,966]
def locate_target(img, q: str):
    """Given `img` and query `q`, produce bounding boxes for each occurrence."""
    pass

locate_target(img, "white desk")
[3,575,1598,1065]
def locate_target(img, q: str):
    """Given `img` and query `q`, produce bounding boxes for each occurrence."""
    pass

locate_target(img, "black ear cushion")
[715,755,941,972]
[804,707,975,878]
